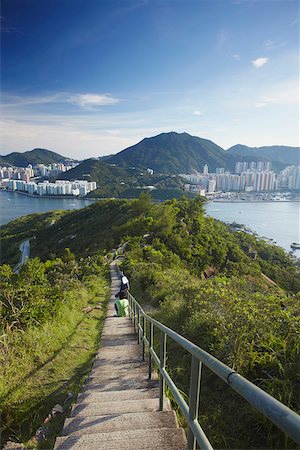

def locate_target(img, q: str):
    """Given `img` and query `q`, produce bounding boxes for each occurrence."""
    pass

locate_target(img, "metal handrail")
[114,263,300,449]
[129,291,300,448]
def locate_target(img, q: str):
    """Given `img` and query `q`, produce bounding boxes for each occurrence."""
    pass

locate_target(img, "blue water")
[0,190,94,226]
[205,201,300,254]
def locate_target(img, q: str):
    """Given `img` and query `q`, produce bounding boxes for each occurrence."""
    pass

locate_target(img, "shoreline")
[212,199,300,203]
[3,189,95,201]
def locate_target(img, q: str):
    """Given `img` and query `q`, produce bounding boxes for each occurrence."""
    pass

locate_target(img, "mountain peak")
[107,131,230,173]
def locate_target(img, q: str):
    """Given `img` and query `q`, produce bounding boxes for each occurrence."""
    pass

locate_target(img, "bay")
[205,201,300,255]
[0,190,94,227]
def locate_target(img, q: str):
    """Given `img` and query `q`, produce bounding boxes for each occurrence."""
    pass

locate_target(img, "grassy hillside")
[1,196,299,292]
[1,196,299,448]
[0,252,109,448]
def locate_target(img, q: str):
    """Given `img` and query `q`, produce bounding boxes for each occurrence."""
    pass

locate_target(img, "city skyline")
[1,0,299,159]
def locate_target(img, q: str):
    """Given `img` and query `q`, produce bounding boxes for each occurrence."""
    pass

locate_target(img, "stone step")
[77,387,160,403]
[91,361,144,372]
[70,398,170,417]
[54,427,187,450]
[87,367,148,382]
[101,331,134,339]
[62,410,178,436]
[96,343,140,356]
[99,338,137,348]
[82,378,159,393]
[92,355,143,367]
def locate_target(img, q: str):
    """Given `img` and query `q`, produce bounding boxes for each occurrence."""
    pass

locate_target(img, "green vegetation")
[0,148,69,166]
[57,158,186,198]
[0,251,109,447]
[1,195,299,448]
[114,196,299,448]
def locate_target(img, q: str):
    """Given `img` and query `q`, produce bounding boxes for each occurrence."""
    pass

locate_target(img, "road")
[14,239,30,273]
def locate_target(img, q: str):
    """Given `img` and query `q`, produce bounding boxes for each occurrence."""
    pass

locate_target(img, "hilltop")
[0,148,70,166]
[106,132,234,173]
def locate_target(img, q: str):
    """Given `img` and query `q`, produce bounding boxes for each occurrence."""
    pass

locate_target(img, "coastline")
[3,189,95,201]
[212,199,300,203]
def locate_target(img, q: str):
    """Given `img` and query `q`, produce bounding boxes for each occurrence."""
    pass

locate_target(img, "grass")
[0,275,110,449]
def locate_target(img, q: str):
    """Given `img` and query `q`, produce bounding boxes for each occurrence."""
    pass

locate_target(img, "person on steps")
[115,271,130,298]
[114,291,129,317]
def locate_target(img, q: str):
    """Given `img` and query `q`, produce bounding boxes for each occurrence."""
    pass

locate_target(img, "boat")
[290,243,300,249]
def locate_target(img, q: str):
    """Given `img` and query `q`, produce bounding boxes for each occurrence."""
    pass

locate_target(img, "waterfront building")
[6,178,97,197]
[208,179,216,193]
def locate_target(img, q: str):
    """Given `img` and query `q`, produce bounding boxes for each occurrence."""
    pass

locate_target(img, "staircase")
[54,263,187,449]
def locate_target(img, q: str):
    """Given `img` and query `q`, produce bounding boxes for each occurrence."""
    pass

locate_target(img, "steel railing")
[114,265,300,449]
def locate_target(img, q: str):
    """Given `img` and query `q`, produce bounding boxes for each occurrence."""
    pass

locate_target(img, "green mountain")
[106,132,234,173]
[0,148,70,166]
[227,144,300,169]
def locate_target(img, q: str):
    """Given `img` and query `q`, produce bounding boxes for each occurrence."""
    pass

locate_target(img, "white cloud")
[68,93,121,108]
[193,110,203,116]
[2,92,121,109]
[251,57,268,68]
[233,54,240,59]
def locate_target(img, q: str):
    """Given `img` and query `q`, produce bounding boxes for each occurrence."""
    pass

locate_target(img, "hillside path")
[54,261,186,449]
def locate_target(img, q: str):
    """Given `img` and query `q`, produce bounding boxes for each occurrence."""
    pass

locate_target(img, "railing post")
[159,331,167,411]
[128,293,132,319]
[148,321,153,380]
[187,356,202,450]
[133,302,136,333]
[142,315,145,361]
[137,308,140,344]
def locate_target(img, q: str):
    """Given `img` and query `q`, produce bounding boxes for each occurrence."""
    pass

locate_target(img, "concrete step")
[99,338,137,348]
[77,387,160,403]
[91,361,144,372]
[54,427,187,449]
[62,410,179,436]
[92,355,143,367]
[87,367,148,382]
[101,331,135,339]
[70,398,170,417]
[82,378,159,393]
[96,343,140,356]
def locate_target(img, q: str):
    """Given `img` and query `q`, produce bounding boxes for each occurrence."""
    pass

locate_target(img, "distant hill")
[58,158,186,198]
[57,159,130,197]
[227,145,300,169]
[106,132,235,173]
[0,148,70,166]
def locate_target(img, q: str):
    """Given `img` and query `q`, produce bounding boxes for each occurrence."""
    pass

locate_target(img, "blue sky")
[1,0,299,159]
